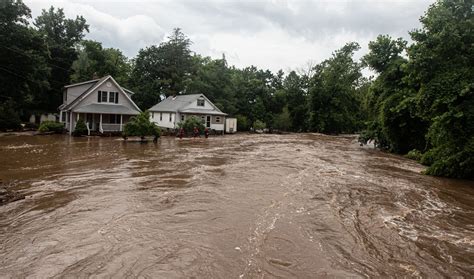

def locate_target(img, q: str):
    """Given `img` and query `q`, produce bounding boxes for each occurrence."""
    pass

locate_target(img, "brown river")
[0,133,473,278]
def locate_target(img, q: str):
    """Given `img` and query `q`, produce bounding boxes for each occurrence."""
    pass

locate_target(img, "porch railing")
[101,123,122,132]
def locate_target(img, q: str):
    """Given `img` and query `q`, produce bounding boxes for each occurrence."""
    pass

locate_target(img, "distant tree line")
[0,0,471,179]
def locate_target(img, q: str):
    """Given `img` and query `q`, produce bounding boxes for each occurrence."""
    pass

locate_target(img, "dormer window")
[197,97,205,107]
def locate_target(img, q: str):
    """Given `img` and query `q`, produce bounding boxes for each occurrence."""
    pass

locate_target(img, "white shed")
[225,118,237,134]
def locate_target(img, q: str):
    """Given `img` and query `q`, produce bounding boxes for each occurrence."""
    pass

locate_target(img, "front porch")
[61,111,133,135]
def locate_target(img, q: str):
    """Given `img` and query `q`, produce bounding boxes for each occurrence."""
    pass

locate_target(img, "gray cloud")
[25,0,434,72]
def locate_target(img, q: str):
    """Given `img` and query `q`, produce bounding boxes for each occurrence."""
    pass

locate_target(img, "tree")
[131,28,193,109]
[284,71,308,131]
[0,0,50,127]
[34,6,89,111]
[273,106,291,132]
[408,0,473,178]
[308,42,363,134]
[71,40,131,85]
[360,35,428,153]
[123,111,161,141]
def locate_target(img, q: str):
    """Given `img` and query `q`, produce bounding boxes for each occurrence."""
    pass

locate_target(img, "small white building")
[225,118,237,133]
[58,76,141,135]
[148,94,227,132]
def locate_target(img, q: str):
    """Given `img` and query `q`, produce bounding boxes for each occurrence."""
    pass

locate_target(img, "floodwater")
[0,134,473,278]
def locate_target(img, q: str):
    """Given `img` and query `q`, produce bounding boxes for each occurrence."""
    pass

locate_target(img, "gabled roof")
[149,94,226,115]
[61,76,141,112]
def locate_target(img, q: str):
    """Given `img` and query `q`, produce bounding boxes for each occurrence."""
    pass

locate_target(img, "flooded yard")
[0,134,473,278]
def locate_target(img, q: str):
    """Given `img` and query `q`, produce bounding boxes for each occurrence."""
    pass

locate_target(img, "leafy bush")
[72,119,88,136]
[236,115,249,131]
[123,111,161,140]
[0,100,21,131]
[253,119,266,131]
[177,116,205,135]
[38,121,64,133]
[273,107,291,131]
[406,149,422,161]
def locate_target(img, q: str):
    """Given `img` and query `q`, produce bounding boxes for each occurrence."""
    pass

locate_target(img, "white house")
[58,75,141,135]
[148,94,227,131]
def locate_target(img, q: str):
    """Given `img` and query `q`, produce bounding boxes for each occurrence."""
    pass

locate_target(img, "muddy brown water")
[0,134,473,278]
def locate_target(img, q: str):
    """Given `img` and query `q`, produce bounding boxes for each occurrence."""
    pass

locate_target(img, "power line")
[0,43,74,73]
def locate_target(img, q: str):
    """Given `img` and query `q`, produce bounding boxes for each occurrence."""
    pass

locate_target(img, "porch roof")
[73,103,140,115]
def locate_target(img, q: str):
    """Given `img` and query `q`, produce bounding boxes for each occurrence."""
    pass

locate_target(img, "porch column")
[59,110,62,123]
[120,114,123,132]
[99,114,103,133]
[69,112,73,135]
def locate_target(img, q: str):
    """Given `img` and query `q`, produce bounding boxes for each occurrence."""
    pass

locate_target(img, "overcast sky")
[25,0,434,73]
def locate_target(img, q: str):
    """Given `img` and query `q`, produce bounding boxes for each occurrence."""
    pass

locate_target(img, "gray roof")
[74,103,140,115]
[149,94,226,115]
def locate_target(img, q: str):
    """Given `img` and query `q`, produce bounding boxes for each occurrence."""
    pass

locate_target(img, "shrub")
[123,111,161,140]
[236,115,250,131]
[273,107,291,131]
[0,100,21,131]
[177,116,205,135]
[38,121,64,133]
[73,119,88,136]
[253,119,266,131]
[406,149,422,161]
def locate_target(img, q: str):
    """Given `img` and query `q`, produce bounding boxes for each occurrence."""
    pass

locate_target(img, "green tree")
[284,71,308,131]
[123,111,161,141]
[0,0,50,127]
[131,28,193,109]
[71,40,131,85]
[361,35,428,153]
[408,0,473,178]
[308,42,363,134]
[34,6,89,111]
[273,106,291,132]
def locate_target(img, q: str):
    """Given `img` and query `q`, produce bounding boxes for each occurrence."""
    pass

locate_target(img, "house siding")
[76,81,136,109]
[151,112,176,129]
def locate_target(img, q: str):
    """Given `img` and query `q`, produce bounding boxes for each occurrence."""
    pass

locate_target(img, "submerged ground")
[0,134,473,278]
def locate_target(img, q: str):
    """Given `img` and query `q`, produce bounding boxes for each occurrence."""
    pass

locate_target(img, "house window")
[152,112,154,118]
[100,91,108,102]
[216,116,221,123]
[197,98,205,107]
[61,112,66,122]
[109,114,121,124]
[109,92,115,103]
[201,115,205,123]
[181,115,184,121]
[160,112,162,121]
[169,113,172,122]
